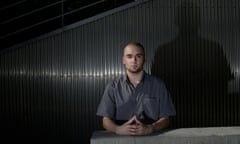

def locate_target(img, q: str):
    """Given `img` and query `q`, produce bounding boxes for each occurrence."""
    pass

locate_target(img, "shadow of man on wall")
[151,1,234,128]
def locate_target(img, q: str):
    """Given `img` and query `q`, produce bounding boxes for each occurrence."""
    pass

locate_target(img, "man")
[96,41,176,135]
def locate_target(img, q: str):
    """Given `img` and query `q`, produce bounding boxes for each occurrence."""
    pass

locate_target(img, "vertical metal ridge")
[0,0,239,143]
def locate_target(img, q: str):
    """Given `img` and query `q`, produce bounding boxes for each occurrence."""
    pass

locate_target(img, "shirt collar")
[123,71,147,84]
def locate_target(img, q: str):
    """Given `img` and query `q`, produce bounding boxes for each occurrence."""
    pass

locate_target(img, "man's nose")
[133,56,137,61]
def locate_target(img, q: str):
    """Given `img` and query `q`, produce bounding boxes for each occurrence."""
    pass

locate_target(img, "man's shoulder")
[146,73,165,84]
[145,74,168,90]
[107,75,125,88]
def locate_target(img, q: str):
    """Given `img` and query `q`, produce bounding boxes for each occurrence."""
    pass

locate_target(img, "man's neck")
[127,70,144,87]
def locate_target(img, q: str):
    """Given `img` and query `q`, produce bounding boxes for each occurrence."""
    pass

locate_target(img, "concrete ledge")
[91,127,240,144]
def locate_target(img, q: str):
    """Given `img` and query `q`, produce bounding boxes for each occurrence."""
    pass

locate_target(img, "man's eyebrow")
[125,53,144,55]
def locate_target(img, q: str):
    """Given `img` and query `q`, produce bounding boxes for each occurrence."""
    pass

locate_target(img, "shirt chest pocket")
[116,96,136,120]
[143,97,159,120]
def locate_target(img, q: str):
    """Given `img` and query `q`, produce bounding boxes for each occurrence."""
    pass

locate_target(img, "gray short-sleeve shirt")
[96,72,176,124]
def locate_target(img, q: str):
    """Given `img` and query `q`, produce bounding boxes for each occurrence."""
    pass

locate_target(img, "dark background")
[0,0,239,144]
[0,0,134,49]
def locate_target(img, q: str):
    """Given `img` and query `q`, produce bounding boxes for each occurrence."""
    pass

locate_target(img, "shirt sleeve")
[159,82,176,118]
[96,82,116,119]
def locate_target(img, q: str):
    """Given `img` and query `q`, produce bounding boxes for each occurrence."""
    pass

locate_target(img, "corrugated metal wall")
[0,0,239,144]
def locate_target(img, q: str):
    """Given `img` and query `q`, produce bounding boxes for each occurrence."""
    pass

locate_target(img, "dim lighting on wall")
[235,68,240,78]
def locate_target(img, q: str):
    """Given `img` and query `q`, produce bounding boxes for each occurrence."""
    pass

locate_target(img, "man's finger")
[125,116,136,125]
[134,117,143,125]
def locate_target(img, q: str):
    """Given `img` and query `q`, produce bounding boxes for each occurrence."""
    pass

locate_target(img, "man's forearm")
[151,117,170,133]
[102,117,118,133]
[102,116,140,135]
[102,116,170,135]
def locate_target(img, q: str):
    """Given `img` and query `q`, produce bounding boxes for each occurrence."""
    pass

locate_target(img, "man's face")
[122,44,145,73]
